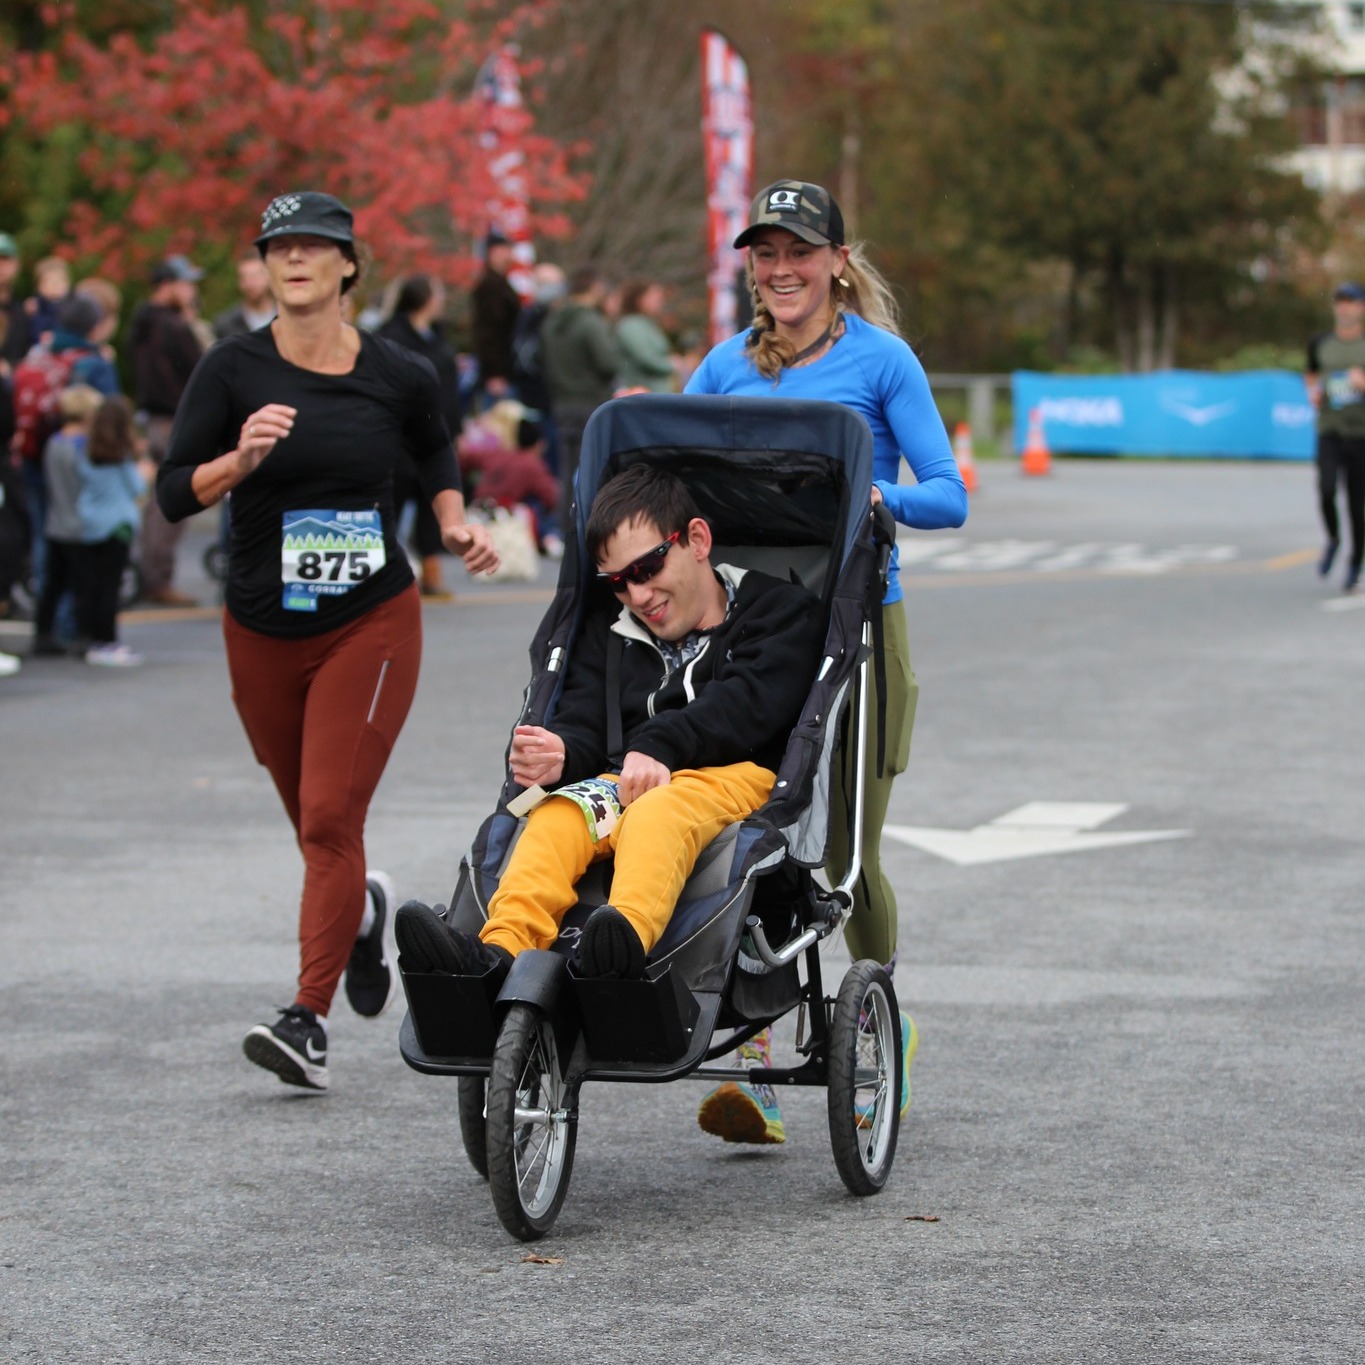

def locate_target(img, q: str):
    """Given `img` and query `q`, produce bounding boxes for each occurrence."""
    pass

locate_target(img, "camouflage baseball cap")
[733,180,845,250]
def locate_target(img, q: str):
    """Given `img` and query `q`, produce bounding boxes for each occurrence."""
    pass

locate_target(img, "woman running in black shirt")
[158,192,497,1092]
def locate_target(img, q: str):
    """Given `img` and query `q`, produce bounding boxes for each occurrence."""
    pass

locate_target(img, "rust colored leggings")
[224,585,422,1015]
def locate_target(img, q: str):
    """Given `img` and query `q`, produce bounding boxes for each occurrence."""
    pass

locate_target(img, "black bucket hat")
[254,192,354,249]
[733,180,845,250]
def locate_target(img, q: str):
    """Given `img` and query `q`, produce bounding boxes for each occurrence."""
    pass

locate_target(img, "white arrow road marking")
[883,801,1190,867]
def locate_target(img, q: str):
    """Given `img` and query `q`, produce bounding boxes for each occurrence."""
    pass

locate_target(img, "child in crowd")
[33,383,103,656]
[26,256,72,345]
[76,394,154,667]
[456,398,563,555]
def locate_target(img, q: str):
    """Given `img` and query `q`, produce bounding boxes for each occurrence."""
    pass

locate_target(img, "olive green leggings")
[825,600,916,967]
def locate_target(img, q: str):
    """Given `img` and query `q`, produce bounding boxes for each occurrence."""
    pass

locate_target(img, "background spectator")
[25,256,72,345]
[32,382,103,656]
[541,263,619,533]
[379,273,462,597]
[0,441,29,628]
[615,278,678,393]
[130,255,205,606]
[511,261,566,474]
[457,398,562,553]
[213,252,276,339]
[77,394,153,666]
[9,294,112,599]
[0,232,31,372]
[53,294,120,396]
[469,230,521,407]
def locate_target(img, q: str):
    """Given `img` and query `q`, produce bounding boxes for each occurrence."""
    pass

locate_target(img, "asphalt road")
[1,458,1361,1364]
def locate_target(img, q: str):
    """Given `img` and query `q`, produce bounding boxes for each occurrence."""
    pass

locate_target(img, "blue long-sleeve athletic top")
[685,311,967,604]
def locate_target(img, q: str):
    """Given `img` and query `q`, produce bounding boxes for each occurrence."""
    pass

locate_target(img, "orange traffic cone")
[1021,407,1052,476]
[952,422,979,494]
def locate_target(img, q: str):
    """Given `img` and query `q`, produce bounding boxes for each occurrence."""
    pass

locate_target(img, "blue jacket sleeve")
[873,349,967,531]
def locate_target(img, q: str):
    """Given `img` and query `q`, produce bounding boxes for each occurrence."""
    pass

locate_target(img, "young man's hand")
[617,750,670,806]
[509,725,565,787]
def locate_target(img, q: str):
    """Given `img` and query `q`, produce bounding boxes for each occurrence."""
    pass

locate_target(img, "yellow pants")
[483,762,775,957]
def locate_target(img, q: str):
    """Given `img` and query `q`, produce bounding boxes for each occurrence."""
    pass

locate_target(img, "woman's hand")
[509,724,565,787]
[870,484,884,507]
[237,404,297,475]
[442,520,500,576]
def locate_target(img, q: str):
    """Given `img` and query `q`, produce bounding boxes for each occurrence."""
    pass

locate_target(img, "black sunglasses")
[596,530,681,592]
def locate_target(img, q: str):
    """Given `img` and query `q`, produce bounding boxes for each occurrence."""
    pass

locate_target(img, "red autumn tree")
[2,0,585,289]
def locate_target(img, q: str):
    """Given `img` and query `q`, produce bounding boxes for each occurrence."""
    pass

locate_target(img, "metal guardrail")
[927,373,1012,450]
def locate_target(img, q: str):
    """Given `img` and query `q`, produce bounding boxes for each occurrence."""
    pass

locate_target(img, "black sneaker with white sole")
[243,1005,329,1091]
[345,871,397,1018]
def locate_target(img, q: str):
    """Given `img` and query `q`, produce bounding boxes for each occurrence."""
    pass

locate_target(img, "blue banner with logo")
[1011,370,1314,460]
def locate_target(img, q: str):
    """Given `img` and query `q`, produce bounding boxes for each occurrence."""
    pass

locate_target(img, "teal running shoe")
[856,1009,918,1128]
[697,1034,785,1144]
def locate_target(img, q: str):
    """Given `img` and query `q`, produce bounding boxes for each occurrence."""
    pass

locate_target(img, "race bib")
[281,508,386,612]
[1325,371,1362,410]
[552,777,624,843]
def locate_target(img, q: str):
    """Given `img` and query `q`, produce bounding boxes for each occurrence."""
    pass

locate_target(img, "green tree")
[896,0,1325,369]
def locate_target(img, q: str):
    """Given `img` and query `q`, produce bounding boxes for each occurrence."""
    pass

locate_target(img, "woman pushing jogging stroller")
[685,178,968,1145]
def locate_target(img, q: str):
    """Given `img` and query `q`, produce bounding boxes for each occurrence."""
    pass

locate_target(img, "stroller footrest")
[571,964,700,1065]
[400,967,502,1060]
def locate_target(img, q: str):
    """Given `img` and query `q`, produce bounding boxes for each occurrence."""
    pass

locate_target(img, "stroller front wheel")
[486,1004,578,1240]
[827,960,901,1195]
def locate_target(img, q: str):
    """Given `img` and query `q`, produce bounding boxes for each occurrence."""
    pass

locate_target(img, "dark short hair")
[56,293,102,338]
[586,463,701,564]
[393,274,435,316]
[618,278,655,316]
[568,263,602,298]
[339,241,362,295]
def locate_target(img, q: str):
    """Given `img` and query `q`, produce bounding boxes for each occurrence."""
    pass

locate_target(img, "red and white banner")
[474,44,535,296]
[700,29,752,348]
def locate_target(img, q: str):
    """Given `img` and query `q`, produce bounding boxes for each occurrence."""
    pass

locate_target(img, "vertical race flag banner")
[700,29,753,348]
[475,44,535,298]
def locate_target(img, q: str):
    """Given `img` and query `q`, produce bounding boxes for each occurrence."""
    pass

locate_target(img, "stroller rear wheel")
[486,1004,578,1240]
[827,960,900,1195]
[457,1075,489,1179]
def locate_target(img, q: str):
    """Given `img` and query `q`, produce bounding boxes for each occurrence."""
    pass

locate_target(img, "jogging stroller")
[398,394,902,1241]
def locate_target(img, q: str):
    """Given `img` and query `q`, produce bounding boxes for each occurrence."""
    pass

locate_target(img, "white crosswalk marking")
[900,540,1240,576]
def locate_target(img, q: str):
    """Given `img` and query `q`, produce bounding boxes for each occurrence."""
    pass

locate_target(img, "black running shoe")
[395,901,513,980]
[1320,540,1340,577]
[243,1005,329,1091]
[577,905,647,979]
[344,871,397,1018]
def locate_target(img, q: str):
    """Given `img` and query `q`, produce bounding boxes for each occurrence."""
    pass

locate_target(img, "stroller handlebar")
[871,502,896,585]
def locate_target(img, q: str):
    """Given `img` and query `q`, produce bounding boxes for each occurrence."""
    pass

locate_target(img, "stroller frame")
[398,395,904,1240]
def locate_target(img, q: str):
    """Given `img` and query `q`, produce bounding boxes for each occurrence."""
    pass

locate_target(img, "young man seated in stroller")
[396,461,827,982]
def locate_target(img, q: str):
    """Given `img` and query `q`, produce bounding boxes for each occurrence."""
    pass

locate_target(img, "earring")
[836,274,850,288]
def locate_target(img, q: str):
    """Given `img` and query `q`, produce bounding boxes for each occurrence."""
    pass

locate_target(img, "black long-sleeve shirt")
[157,329,460,637]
